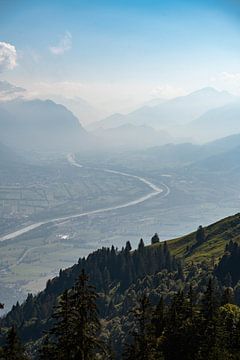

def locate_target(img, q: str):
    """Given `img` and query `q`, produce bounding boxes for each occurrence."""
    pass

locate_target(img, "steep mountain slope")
[0,99,89,152]
[3,212,240,351]
[48,95,106,125]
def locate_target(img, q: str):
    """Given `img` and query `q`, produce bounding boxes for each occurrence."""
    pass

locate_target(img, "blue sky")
[1,0,240,110]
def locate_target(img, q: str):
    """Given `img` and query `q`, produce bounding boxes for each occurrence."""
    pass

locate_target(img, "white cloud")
[0,81,26,101]
[29,81,83,98]
[212,72,240,82]
[210,72,240,95]
[49,31,72,55]
[0,41,17,72]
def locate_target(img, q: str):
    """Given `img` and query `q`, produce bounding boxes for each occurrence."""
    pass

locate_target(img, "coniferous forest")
[1,214,240,359]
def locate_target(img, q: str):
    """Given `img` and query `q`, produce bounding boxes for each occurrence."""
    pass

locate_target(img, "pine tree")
[221,287,234,305]
[196,225,206,244]
[49,289,73,359]
[202,278,218,322]
[38,335,57,360]
[39,270,108,360]
[124,294,155,360]
[152,297,164,338]
[70,269,107,359]
[3,326,28,360]
[125,241,132,253]
[151,233,160,245]
[199,278,219,358]
[138,239,145,254]
[162,291,186,360]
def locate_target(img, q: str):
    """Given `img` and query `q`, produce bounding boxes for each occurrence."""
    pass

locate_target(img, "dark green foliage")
[3,238,177,344]
[196,225,206,244]
[1,326,28,360]
[6,234,240,359]
[138,238,145,253]
[39,270,107,360]
[124,294,156,360]
[215,241,240,286]
[151,233,160,245]
[152,297,165,338]
[125,241,132,253]
[70,270,106,359]
[38,336,56,360]
[48,289,73,359]
[124,283,240,360]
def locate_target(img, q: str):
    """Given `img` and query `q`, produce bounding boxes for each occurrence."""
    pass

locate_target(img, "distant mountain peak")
[188,87,232,97]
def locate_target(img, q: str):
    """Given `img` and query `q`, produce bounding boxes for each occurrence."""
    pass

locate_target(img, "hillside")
[2,212,240,357]
[167,213,240,263]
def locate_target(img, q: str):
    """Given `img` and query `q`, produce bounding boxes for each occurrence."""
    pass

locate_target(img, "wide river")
[0,155,170,242]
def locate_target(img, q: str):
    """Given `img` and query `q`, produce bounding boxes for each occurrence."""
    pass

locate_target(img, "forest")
[1,213,240,359]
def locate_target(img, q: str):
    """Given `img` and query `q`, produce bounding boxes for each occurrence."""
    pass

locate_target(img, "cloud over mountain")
[0,81,26,101]
[0,41,17,72]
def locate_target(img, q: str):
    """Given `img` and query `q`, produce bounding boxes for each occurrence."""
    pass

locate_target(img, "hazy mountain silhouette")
[91,87,236,130]
[0,99,89,152]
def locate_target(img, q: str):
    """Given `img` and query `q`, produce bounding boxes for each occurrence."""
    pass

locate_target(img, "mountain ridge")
[90,87,236,131]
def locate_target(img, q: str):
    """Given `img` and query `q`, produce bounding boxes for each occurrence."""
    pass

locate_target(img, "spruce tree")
[152,297,165,338]
[138,239,145,254]
[124,294,155,360]
[70,269,107,359]
[196,225,206,244]
[3,326,28,360]
[125,241,132,253]
[199,278,219,358]
[151,233,160,245]
[38,335,57,360]
[39,270,108,360]
[49,289,73,359]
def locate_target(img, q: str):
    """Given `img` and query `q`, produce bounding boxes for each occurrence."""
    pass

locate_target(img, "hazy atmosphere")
[1,1,240,359]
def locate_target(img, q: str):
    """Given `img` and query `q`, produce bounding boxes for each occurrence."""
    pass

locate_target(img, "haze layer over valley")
[1,78,240,312]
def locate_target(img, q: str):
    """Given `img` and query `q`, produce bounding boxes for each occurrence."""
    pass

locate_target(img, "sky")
[1,0,240,112]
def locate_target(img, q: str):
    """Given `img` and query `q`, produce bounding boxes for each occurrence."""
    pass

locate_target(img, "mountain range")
[1,82,240,153]
[89,87,237,134]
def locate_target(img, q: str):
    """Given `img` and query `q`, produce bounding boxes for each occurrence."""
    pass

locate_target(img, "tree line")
[2,274,240,359]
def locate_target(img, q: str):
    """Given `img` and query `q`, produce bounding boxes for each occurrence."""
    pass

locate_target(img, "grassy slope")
[152,213,240,264]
